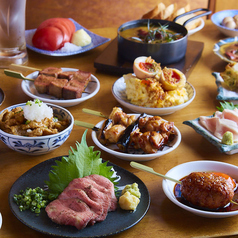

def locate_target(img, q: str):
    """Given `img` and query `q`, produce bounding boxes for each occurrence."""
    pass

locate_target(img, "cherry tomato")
[32,26,64,51]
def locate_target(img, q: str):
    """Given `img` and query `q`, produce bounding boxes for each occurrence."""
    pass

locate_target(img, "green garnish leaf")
[45,130,118,199]
[216,101,238,112]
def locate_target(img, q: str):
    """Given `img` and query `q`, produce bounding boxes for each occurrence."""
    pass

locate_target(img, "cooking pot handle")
[173,8,212,26]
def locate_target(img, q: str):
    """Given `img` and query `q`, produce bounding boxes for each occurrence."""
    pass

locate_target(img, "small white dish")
[91,114,181,161]
[213,37,238,64]
[183,115,238,155]
[21,68,100,107]
[112,76,195,116]
[187,18,204,36]
[211,10,238,37]
[162,160,238,218]
[25,18,110,56]
[213,71,238,103]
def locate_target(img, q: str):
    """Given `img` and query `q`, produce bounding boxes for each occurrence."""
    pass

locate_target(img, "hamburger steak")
[45,174,117,230]
[180,172,235,210]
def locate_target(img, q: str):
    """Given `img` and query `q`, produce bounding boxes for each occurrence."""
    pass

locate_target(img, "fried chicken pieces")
[98,107,176,154]
[180,172,237,210]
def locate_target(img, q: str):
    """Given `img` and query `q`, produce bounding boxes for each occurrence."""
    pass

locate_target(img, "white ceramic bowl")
[211,10,238,37]
[162,160,238,218]
[0,103,74,155]
[112,76,195,116]
[21,68,100,107]
[91,114,181,161]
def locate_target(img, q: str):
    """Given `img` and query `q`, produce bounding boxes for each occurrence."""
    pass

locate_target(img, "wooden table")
[0,20,238,238]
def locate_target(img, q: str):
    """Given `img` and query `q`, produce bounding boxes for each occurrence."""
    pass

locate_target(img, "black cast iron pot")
[117,8,211,65]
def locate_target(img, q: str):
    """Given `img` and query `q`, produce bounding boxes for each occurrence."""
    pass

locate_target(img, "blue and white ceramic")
[213,37,238,63]
[211,10,238,37]
[213,71,238,103]
[25,18,110,56]
[112,76,195,116]
[183,116,238,155]
[0,103,74,155]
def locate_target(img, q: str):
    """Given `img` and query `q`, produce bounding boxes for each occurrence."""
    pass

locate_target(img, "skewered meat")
[130,129,165,153]
[117,113,146,152]
[45,174,117,230]
[104,124,126,144]
[97,107,176,153]
[108,107,136,127]
[180,172,236,210]
[34,67,91,99]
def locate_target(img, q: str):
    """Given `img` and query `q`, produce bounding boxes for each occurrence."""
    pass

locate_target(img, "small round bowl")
[112,76,196,116]
[0,103,74,155]
[162,160,238,218]
[91,114,181,161]
[211,10,238,37]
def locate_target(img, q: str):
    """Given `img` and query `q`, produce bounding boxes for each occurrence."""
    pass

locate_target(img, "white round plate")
[162,160,238,218]
[21,68,100,107]
[211,10,238,37]
[91,114,181,161]
[213,36,238,64]
[0,212,2,229]
[25,18,110,57]
[112,76,195,116]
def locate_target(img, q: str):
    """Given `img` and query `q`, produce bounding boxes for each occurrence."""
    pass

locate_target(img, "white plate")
[162,160,238,218]
[112,76,195,115]
[91,114,181,161]
[0,212,2,229]
[183,115,238,155]
[213,37,238,64]
[187,18,204,36]
[25,18,110,56]
[213,71,238,103]
[21,68,100,107]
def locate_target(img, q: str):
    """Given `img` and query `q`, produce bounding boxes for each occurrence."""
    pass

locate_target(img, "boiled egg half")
[133,56,160,79]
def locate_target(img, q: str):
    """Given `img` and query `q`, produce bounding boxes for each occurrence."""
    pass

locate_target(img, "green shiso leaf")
[216,101,238,112]
[45,130,118,199]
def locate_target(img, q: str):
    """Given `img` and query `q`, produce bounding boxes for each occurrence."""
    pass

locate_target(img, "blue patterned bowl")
[0,103,74,155]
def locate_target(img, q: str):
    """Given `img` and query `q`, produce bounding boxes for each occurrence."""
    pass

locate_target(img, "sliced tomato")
[32,26,64,51]
[37,18,75,42]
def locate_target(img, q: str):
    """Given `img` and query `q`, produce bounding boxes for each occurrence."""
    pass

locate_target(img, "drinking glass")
[0,0,28,68]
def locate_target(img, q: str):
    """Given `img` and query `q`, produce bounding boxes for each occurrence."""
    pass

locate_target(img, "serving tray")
[94,38,204,77]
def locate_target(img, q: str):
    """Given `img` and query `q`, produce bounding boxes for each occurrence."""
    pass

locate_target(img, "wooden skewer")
[9,64,41,72]
[130,161,181,184]
[74,120,100,131]
[4,69,34,81]
[82,108,108,118]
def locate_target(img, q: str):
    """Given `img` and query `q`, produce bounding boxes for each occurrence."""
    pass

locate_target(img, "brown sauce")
[174,182,238,212]
[219,42,238,62]
[120,25,183,44]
